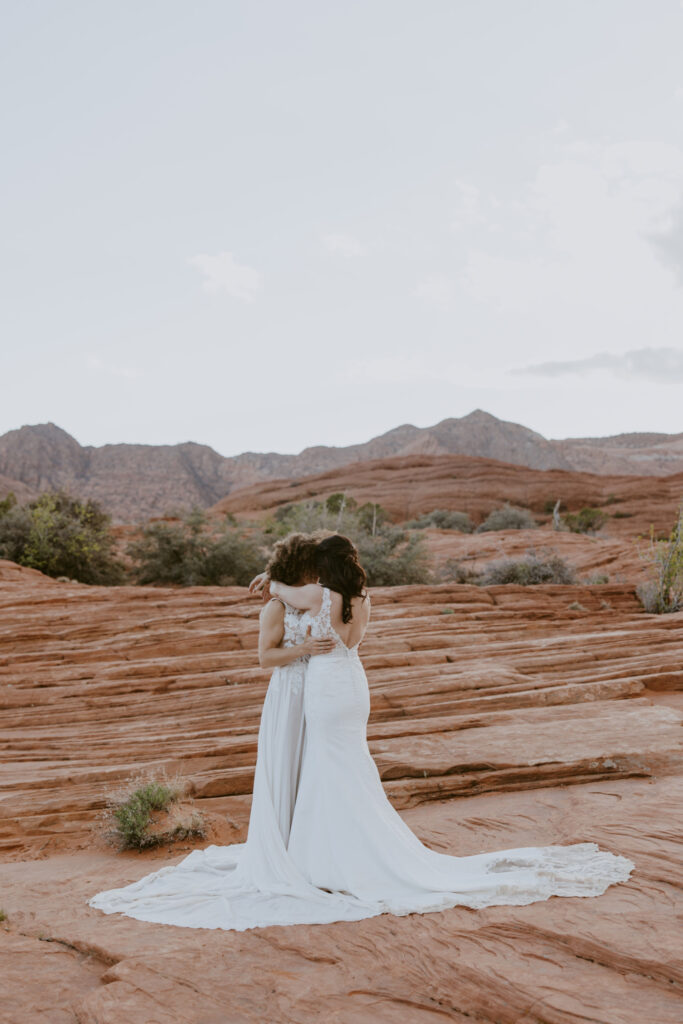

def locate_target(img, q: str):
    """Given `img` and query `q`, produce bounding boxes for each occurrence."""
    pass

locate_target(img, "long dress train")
[88,590,634,930]
[286,589,634,912]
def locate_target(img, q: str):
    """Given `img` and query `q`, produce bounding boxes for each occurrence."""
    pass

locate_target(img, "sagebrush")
[476,503,537,532]
[405,509,474,532]
[480,548,576,585]
[98,770,205,851]
[636,504,683,613]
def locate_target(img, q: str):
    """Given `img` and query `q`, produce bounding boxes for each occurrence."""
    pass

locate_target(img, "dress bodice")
[281,600,309,648]
[302,587,364,657]
[274,600,308,695]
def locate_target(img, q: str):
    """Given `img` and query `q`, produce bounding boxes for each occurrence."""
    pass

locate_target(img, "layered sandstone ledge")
[1,559,682,1022]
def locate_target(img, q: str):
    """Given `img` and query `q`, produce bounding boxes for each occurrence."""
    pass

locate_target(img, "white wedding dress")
[88,589,634,931]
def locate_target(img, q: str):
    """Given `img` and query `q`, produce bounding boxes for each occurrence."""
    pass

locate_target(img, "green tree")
[0,492,17,518]
[264,494,432,585]
[0,490,124,584]
[127,507,263,586]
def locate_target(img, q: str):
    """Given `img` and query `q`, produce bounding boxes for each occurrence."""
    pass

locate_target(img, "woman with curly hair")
[251,532,334,853]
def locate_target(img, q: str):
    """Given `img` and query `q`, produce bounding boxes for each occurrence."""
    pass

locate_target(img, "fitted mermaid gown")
[88,589,634,930]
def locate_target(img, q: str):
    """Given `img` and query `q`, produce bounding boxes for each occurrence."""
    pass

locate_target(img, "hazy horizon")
[2,1,683,457]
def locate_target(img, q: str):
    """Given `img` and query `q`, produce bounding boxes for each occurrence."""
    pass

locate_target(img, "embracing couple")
[88,532,634,932]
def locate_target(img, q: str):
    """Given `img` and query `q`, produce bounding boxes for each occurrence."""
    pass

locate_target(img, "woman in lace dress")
[250,532,334,854]
[87,534,380,929]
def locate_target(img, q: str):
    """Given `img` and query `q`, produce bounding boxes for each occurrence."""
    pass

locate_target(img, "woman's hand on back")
[299,625,336,657]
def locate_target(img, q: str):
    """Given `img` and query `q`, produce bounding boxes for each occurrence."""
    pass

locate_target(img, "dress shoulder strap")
[317,586,332,627]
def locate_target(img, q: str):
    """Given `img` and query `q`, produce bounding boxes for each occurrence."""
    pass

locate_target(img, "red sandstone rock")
[210,452,683,539]
[0,561,681,1021]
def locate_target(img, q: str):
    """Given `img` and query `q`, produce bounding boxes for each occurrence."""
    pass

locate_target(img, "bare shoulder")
[260,598,285,623]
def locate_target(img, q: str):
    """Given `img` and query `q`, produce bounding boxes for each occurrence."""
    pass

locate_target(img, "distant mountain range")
[1,410,682,522]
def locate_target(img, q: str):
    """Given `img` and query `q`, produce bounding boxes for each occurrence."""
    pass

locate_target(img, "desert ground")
[1,517,682,1022]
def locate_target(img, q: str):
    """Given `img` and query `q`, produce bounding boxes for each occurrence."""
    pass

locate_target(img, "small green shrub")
[436,558,482,584]
[100,771,205,851]
[636,504,683,614]
[583,572,609,584]
[567,600,587,611]
[405,509,474,532]
[476,503,537,533]
[0,908,7,922]
[611,511,633,519]
[480,548,576,585]
[562,507,608,534]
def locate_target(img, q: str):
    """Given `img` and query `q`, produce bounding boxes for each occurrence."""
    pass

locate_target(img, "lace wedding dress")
[88,590,634,931]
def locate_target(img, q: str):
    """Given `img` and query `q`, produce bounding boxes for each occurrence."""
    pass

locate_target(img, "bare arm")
[258,599,333,668]
[268,581,322,613]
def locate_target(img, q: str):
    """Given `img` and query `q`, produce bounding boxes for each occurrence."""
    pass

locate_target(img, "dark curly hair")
[316,534,367,623]
[266,532,319,586]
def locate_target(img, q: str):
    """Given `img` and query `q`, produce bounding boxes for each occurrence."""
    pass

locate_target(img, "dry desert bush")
[636,503,683,614]
[96,769,206,852]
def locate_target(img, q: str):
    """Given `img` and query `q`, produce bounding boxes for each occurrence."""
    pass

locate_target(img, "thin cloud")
[189,251,262,302]
[510,346,683,381]
[321,233,363,257]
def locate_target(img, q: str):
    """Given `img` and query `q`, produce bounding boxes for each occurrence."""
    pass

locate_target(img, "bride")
[88,533,634,930]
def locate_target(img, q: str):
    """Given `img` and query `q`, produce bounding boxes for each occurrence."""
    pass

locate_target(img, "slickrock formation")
[423,525,656,583]
[3,412,683,521]
[1,559,682,1021]
[212,452,683,538]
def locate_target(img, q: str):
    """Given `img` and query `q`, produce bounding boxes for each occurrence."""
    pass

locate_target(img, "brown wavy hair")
[266,532,319,586]
[316,534,367,623]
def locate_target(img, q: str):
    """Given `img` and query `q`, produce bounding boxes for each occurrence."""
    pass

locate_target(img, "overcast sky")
[2,0,683,456]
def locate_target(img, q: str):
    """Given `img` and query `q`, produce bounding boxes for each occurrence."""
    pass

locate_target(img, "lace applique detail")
[318,586,332,635]
[278,601,309,695]
[305,587,358,656]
